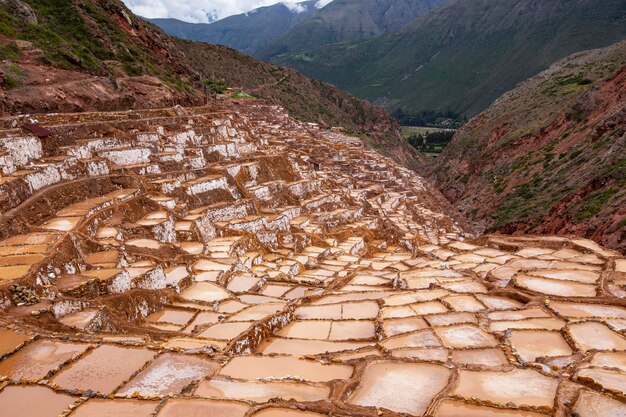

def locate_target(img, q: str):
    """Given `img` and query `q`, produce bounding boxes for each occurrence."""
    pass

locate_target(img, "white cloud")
[122,0,330,23]
[282,2,307,13]
[315,0,333,8]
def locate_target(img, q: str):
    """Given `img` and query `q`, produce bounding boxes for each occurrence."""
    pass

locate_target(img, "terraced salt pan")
[59,308,99,329]
[440,280,487,293]
[195,377,330,402]
[198,322,251,340]
[589,352,626,372]
[434,400,547,417]
[0,265,33,280]
[0,232,59,245]
[382,317,429,336]
[508,330,572,362]
[228,302,285,321]
[348,362,450,415]
[329,320,375,340]
[252,409,326,417]
[158,399,249,417]
[180,282,231,302]
[0,385,77,417]
[52,345,156,394]
[69,399,157,417]
[573,390,626,417]
[227,275,261,293]
[148,322,183,331]
[162,337,226,351]
[450,348,508,367]
[0,328,31,356]
[257,338,371,355]
[277,321,332,339]
[383,289,449,306]
[434,324,497,349]
[443,294,486,312]
[0,340,87,380]
[126,238,162,249]
[424,312,477,326]
[381,329,441,350]
[311,292,394,305]
[528,269,600,284]
[548,302,626,319]
[118,353,219,397]
[514,275,596,297]
[567,321,626,351]
[146,308,195,326]
[183,311,222,333]
[54,274,96,291]
[410,301,449,315]
[218,300,249,314]
[294,301,378,320]
[489,317,565,332]
[41,216,82,231]
[391,347,448,361]
[380,305,417,319]
[219,356,353,382]
[476,294,523,310]
[454,368,558,409]
[487,307,550,321]
[576,367,626,394]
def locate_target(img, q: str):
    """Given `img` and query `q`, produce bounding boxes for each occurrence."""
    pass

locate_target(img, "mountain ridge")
[271,0,626,116]
[148,1,318,56]
[257,0,448,60]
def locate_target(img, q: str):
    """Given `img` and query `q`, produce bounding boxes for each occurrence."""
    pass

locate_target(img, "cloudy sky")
[122,0,333,23]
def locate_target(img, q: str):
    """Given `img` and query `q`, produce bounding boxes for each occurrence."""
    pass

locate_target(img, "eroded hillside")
[430,41,626,253]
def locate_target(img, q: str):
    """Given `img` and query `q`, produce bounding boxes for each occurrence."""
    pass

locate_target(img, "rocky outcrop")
[0,0,37,24]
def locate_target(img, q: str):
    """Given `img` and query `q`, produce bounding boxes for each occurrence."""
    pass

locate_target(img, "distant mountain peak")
[150,1,319,56]
[271,0,626,117]
[315,0,334,8]
[281,1,314,13]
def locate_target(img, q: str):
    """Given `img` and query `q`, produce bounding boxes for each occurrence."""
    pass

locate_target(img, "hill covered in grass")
[429,41,626,252]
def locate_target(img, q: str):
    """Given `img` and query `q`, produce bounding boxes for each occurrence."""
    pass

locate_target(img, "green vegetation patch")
[204,80,228,94]
[1,63,26,89]
[394,109,465,129]
[231,90,255,99]
[574,188,617,222]
[0,0,189,87]
[543,73,594,97]
[406,129,455,154]
[0,41,22,60]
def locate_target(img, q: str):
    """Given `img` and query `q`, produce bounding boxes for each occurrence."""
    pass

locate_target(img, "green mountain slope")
[273,0,626,116]
[257,0,447,60]
[429,41,626,252]
[148,1,317,57]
